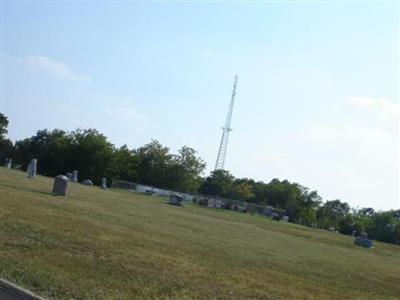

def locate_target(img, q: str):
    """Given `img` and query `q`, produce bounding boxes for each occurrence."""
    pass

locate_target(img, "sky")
[1,1,399,210]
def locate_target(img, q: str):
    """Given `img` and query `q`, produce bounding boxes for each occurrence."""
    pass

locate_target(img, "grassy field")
[0,167,399,300]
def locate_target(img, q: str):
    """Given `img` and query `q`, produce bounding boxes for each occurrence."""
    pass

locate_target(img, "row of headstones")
[3,158,106,196]
[4,158,37,176]
[52,172,108,196]
[4,158,22,170]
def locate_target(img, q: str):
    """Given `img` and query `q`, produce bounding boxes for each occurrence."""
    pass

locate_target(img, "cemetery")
[114,180,290,221]
[0,167,399,300]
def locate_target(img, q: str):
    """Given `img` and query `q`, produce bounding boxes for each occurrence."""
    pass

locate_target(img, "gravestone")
[354,232,373,248]
[27,159,37,178]
[101,178,107,189]
[72,170,78,183]
[82,179,93,186]
[31,159,37,176]
[66,172,72,181]
[26,163,33,178]
[4,158,12,169]
[52,175,69,196]
[168,195,184,206]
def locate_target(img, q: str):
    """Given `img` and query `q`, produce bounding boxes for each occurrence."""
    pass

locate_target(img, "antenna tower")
[214,75,238,171]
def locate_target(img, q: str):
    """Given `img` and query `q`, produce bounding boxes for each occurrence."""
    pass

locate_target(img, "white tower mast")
[214,75,238,171]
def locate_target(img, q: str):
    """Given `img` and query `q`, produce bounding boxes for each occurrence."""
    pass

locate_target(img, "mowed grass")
[0,168,399,300]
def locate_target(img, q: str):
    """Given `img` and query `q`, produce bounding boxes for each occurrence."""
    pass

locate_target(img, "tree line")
[0,113,399,245]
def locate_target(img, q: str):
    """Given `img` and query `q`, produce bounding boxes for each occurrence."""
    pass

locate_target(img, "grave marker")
[27,159,37,178]
[52,175,69,196]
[82,179,93,186]
[101,178,107,189]
[72,170,78,182]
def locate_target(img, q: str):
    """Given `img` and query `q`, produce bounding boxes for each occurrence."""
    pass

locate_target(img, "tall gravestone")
[72,170,78,183]
[27,158,37,178]
[27,163,33,178]
[101,178,107,189]
[4,158,12,169]
[31,159,37,177]
[52,175,69,196]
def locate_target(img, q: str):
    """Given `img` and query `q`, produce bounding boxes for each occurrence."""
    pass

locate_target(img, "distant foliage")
[2,112,399,246]
[0,113,13,161]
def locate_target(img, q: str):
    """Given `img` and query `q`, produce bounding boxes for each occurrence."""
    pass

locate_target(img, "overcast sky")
[1,2,399,210]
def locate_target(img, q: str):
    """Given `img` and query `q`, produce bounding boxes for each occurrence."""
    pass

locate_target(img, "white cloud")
[348,96,400,120]
[21,55,91,81]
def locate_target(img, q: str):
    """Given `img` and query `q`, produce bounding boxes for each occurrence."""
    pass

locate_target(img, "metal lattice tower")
[214,75,238,171]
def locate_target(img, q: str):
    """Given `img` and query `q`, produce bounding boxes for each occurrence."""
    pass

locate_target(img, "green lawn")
[0,167,399,299]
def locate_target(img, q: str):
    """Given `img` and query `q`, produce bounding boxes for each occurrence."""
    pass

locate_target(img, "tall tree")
[167,146,206,192]
[135,140,172,188]
[0,113,13,161]
[70,128,115,184]
[200,170,234,197]
[110,145,139,182]
[0,113,9,139]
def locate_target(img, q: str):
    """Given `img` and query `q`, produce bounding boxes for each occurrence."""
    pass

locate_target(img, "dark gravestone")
[52,175,69,196]
[354,232,373,248]
[82,179,93,186]
[354,237,373,248]
[168,195,184,206]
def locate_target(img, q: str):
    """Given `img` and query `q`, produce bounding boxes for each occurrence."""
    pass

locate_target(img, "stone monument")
[66,172,72,181]
[52,175,69,196]
[31,159,37,176]
[26,163,33,178]
[101,178,107,189]
[4,158,12,169]
[354,232,373,248]
[72,170,78,183]
[82,179,93,186]
[27,158,37,178]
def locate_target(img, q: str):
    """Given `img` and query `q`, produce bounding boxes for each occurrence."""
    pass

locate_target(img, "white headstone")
[72,170,78,182]
[82,179,93,186]
[5,158,12,169]
[27,163,33,178]
[27,159,37,178]
[101,178,107,189]
[31,159,37,177]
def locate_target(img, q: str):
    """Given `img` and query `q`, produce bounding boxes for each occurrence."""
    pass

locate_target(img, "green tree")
[0,113,13,161]
[70,128,115,184]
[135,140,173,188]
[229,180,255,201]
[14,129,73,174]
[0,113,9,139]
[317,200,350,229]
[110,145,139,182]
[200,170,234,197]
[167,146,206,192]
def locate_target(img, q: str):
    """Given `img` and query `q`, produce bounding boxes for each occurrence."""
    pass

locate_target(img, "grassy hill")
[0,167,399,299]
